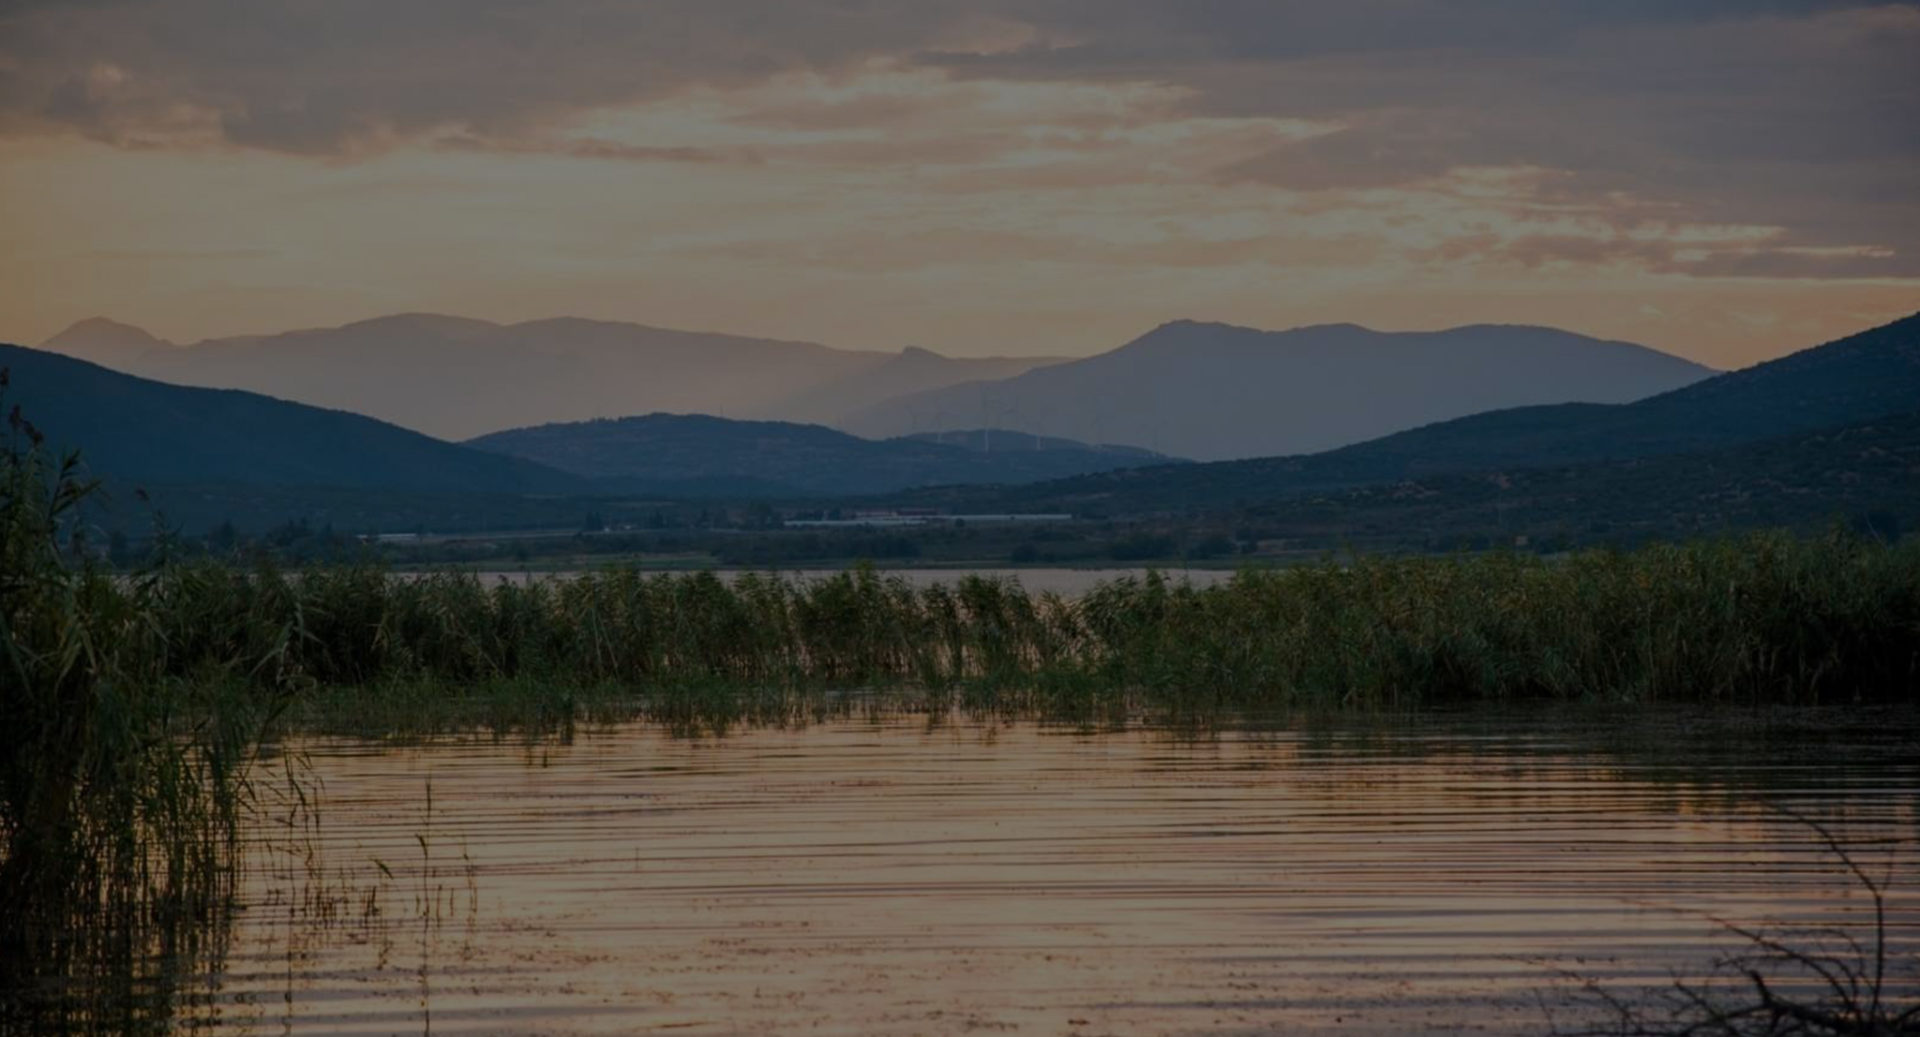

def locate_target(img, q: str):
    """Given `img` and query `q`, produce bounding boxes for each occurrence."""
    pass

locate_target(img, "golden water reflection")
[214,715,1919,1035]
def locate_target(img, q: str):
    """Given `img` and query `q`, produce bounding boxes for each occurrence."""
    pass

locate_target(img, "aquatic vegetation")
[0,397,297,1032]
[85,530,1920,736]
[1550,809,1918,1037]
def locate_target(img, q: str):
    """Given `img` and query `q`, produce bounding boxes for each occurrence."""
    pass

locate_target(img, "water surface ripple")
[218,715,1919,1035]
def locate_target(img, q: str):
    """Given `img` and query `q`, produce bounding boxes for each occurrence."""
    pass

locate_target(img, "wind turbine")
[981,390,1016,454]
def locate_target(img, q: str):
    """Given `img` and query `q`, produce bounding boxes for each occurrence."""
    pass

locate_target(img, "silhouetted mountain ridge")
[36,314,1066,441]
[40,317,173,370]
[1227,408,1920,550]
[467,413,1181,496]
[0,343,582,495]
[891,311,1920,515]
[842,320,1714,460]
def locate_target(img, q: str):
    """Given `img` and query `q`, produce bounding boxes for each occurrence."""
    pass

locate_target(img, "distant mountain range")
[0,344,1176,527]
[11,310,1915,548]
[39,314,1712,461]
[38,315,1063,441]
[468,415,1181,497]
[0,344,581,496]
[898,429,1163,458]
[40,317,171,370]
[840,321,1715,461]
[895,311,1920,517]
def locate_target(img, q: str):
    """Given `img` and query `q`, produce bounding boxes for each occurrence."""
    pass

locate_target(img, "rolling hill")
[468,414,1180,496]
[889,311,1920,516]
[1231,409,1920,551]
[0,343,582,495]
[839,321,1714,461]
[37,315,1065,441]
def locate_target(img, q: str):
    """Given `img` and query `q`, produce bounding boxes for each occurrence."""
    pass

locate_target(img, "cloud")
[926,3,1920,278]
[1,1,1914,281]
[0,1,1012,152]
[433,132,747,165]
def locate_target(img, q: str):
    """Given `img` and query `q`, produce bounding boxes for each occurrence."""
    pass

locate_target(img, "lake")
[191,709,1918,1035]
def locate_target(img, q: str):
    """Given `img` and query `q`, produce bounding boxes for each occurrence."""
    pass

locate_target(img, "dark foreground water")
[168,710,1919,1036]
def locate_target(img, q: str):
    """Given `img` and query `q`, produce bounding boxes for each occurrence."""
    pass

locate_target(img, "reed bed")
[1,420,295,1032]
[90,529,1920,732]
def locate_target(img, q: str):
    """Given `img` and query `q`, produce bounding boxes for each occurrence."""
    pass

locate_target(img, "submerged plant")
[1547,808,1918,1037]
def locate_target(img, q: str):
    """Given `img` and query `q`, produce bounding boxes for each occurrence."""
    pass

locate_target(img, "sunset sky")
[2,1,1916,368]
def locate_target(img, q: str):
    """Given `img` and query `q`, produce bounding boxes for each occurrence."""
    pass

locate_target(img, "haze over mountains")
[842,321,1715,461]
[40,314,1712,460]
[39,315,1062,442]
[39,317,171,371]
[0,344,581,496]
[904,312,1920,516]
[0,344,1178,502]
[4,310,1914,544]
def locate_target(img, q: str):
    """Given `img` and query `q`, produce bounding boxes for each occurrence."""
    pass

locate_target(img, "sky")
[1,1,1916,369]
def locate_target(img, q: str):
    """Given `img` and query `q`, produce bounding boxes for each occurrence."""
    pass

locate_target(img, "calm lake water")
[204,710,1919,1036]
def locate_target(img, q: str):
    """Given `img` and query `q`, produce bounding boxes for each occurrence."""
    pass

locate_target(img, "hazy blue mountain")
[761,346,1066,427]
[840,321,1715,461]
[0,343,582,494]
[895,311,1920,516]
[901,428,1164,459]
[37,315,1061,441]
[467,413,1181,496]
[39,317,173,371]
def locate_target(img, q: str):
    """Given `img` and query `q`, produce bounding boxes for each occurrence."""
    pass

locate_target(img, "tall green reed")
[85,531,1920,738]
[0,388,296,1033]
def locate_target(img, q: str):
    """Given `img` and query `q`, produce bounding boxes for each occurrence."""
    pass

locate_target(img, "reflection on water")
[176,711,1919,1036]
[6,710,1915,1035]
